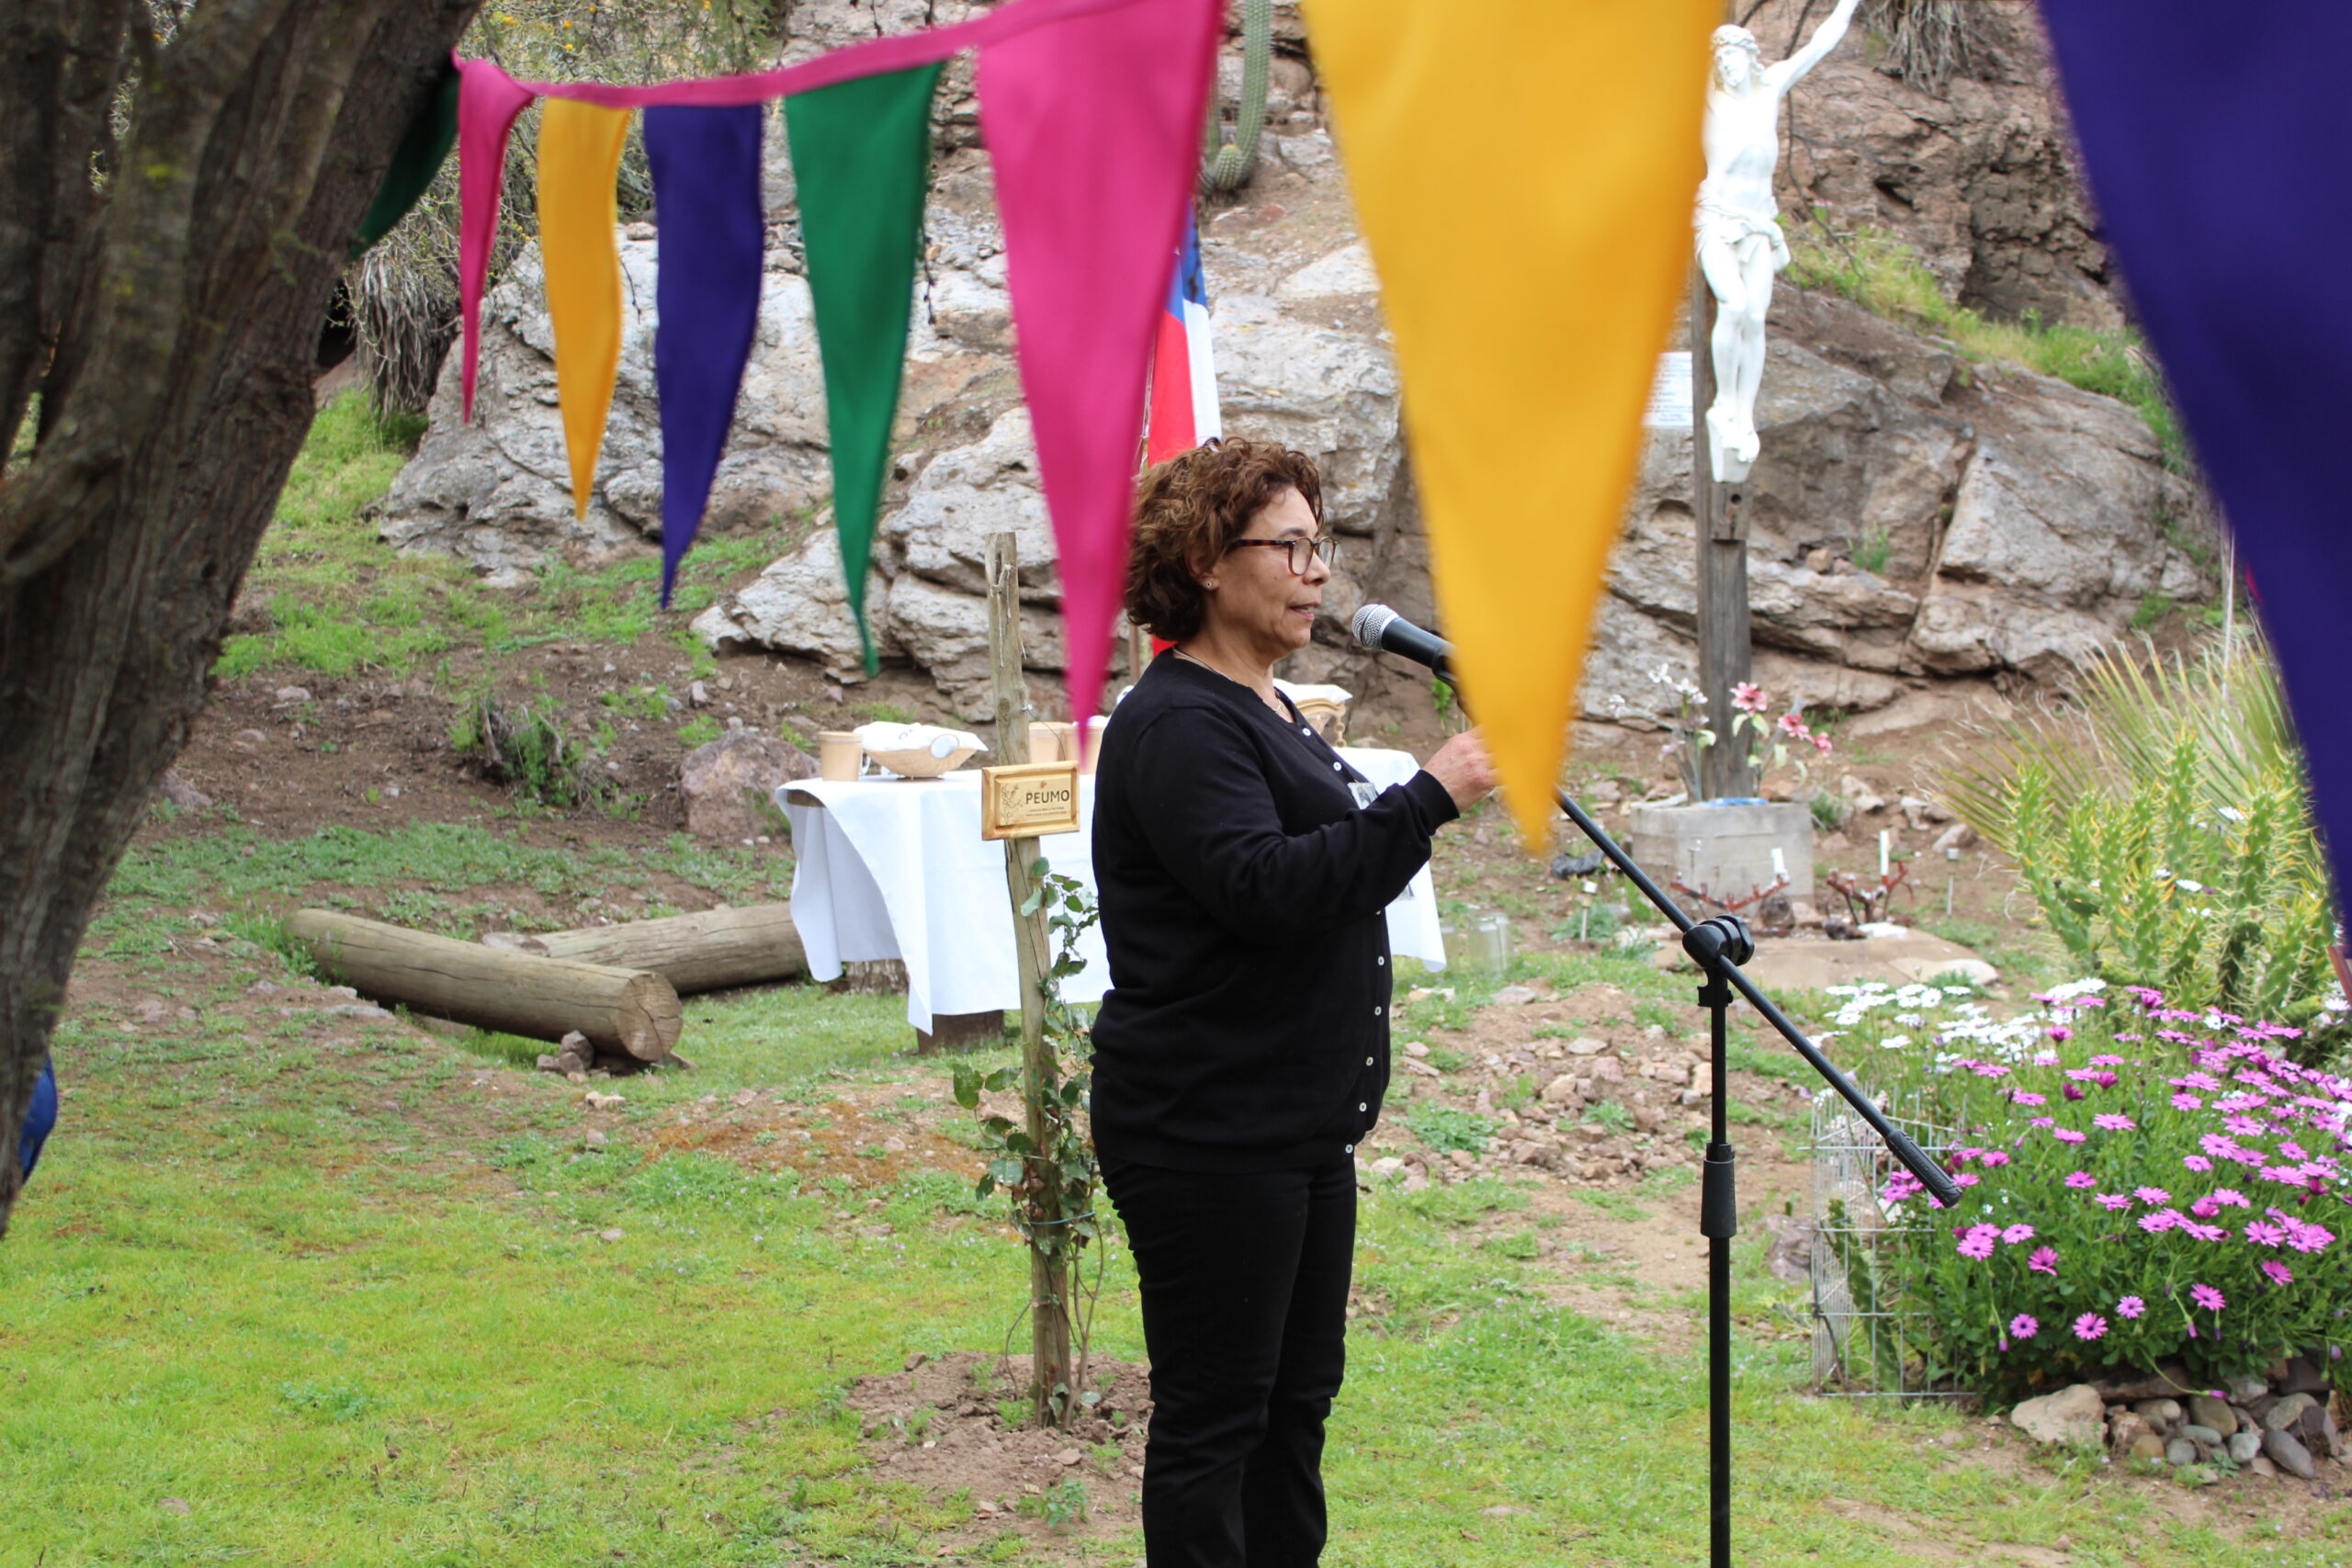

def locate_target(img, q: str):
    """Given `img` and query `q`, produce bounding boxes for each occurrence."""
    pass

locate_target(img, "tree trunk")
[0,1,482,1236]
[288,910,684,1060]
[515,905,808,995]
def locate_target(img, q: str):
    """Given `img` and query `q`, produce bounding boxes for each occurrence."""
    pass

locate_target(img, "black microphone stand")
[1428,670,1959,1568]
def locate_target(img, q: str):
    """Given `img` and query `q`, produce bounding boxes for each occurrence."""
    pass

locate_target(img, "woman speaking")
[1090,438,1497,1566]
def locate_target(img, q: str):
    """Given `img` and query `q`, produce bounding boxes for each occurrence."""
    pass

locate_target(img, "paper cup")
[818,731,863,782]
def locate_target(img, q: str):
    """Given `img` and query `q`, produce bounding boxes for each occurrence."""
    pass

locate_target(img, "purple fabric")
[643,105,766,605]
[2040,3,2352,894]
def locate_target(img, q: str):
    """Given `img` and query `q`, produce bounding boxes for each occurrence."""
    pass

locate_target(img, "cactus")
[1199,0,1272,193]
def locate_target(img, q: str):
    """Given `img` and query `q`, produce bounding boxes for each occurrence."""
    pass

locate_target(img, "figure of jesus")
[1698,0,1859,481]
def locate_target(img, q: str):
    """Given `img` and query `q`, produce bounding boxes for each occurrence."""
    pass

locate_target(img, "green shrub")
[1935,640,2342,1060]
[456,696,610,809]
[1863,983,2352,1400]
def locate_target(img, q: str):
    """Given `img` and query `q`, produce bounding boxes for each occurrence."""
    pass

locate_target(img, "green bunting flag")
[786,63,944,671]
[352,59,461,259]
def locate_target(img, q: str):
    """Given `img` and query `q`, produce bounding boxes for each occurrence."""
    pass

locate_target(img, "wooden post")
[1690,272,1758,801]
[986,531,1076,1427]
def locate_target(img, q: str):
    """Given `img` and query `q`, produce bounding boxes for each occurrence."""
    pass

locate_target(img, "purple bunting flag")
[642,105,767,606]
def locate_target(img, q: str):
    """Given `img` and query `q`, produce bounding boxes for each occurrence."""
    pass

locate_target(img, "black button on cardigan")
[1087,652,1460,1171]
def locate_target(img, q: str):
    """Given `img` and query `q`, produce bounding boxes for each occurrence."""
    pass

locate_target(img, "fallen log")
[287,909,682,1060]
[508,904,806,996]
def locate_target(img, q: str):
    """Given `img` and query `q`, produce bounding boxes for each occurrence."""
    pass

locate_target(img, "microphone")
[1351,603,1453,680]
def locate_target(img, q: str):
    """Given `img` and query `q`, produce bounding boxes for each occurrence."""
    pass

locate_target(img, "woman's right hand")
[1424,728,1498,813]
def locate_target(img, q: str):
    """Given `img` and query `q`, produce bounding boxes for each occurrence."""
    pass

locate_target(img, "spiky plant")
[1932,637,2343,1059]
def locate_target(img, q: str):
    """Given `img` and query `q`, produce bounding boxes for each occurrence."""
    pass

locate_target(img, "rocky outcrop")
[376,2,2209,729]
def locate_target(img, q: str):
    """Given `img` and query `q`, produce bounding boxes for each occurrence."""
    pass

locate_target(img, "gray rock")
[2265,1427,2318,1481]
[2224,1373,2270,1403]
[2263,1393,2318,1432]
[1488,985,1542,1007]
[2164,1438,2199,1468]
[680,730,816,841]
[159,770,213,810]
[2229,1430,2264,1464]
[2009,1384,2105,1446]
[2178,1423,2222,1448]
[2284,1356,2329,1394]
[2187,1394,2236,1435]
[2250,1454,2278,1479]
[599,1227,626,1243]
[2132,1397,2182,1434]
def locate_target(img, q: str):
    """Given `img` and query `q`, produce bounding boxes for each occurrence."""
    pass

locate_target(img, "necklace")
[1174,648,1289,718]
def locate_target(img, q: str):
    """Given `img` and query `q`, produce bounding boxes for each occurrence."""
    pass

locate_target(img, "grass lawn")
[6,825,2347,1565]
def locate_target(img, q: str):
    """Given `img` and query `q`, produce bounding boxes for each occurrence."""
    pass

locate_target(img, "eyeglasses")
[1225,535,1338,576]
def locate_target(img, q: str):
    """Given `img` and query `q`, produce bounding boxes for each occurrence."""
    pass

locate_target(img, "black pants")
[1101,1154,1356,1568]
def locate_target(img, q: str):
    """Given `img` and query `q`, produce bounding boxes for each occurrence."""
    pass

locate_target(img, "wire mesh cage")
[1808,1089,1971,1399]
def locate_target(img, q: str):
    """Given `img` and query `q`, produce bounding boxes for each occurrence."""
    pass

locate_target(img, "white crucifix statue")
[1697,0,1859,481]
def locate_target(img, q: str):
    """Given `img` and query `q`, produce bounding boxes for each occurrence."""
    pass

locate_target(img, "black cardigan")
[1087,651,1460,1170]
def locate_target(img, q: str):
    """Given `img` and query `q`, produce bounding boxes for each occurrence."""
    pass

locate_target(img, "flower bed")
[1815,980,2351,1403]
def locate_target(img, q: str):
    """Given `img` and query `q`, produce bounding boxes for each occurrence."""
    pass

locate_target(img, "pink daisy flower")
[2262,1260,2294,1287]
[2027,1246,2059,1276]
[2211,1189,2250,1207]
[2094,1112,2136,1132]
[2172,1092,2204,1111]
[2008,1314,2039,1339]
[2052,1128,2087,1145]
[2189,1283,2226,1313]
[2001,1224,2035,1245]
[2117,1295,2146,1318]
[2095,1193,2132,1211]
[2064,1171,2097,1189]
[2073,1313,2108,1341]
[2011,1090,2046,1107]
[2181,1155,2212,1172]
[2133,1187,2171,1205]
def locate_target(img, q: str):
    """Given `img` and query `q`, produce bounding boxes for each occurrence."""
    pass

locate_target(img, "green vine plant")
[952,861,1108,1428]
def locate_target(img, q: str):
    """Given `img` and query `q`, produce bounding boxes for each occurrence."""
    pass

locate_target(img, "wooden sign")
[980,761,1081,840]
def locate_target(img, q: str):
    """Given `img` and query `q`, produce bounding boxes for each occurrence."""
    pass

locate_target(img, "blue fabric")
[643,104,766,607]
[2039,2,2352,893]
[21,1058,55,1180]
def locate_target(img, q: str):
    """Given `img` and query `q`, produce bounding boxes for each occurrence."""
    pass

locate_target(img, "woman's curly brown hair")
[1125,439,1324,642]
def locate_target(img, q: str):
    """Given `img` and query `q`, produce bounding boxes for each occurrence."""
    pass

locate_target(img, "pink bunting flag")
[978,0,1222,725]
[456,58,536,422]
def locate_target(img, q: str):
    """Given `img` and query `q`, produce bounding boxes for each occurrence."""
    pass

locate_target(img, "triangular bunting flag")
[2039,3,2352,898]
[354,59,460,260]
[456,57,536,421]
[644,104,767,607]
[978,0,1223,726]
[1306,0,1716,851]
[786,63,946,668]
[537,98,633,519]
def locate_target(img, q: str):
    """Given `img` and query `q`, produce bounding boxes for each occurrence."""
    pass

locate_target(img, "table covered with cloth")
[779,747,1450,1032]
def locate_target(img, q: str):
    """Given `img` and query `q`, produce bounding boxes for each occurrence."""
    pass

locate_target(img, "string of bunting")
[398,0,1222,732]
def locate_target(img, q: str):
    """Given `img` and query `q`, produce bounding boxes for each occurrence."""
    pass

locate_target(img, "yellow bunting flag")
[537,98,633,518]
[1305,0,1715,850]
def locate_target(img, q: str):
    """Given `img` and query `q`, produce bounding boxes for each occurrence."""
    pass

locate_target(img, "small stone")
[2178,1423,2222,1447]
[560,1030,590,1053]
[2164,1438,2199,1467]
[1488,985,1541,1007]
[2009,1384,2106,1446]
[1053,1449,1082,1466]
[1370,1156,1404,1176]
[2263,1393,2317,1432]
[2132,1397,2182,1433]
[244,980,279,996]
[2125,1431,2166,1462]
[2107,1411,2154,1453]
[2265,1427,2318,1481]
[2229,1430,2264,1464]
[234,728,267,746]
[599,1228,626,1242]
[690,680,710,707]
[1539,1074,1581,1106]
[1562,1036,1611,1055]
[2249,1454,2278,1478]
[1804,547,1833,572]
[583,1090,626,1111]
[1403,1041,1430,1058]
[583,1129,607,1150]
[274,685,312,705]
[2224,1372,2269,1403]
[158,1497,191,1514]
[1478,1505,1532,1517]
[1446,1149,1476,1169]
[536,1054,560,1072]
[2187,1394,2235,1434]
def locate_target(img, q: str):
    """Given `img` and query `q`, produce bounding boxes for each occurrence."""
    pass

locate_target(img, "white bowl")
[854,722,985,779]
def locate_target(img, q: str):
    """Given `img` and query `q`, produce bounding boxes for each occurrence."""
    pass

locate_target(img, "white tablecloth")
[782,747,1448,1032]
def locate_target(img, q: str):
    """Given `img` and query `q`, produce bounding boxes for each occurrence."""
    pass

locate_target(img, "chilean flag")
[1145,214,1220,464]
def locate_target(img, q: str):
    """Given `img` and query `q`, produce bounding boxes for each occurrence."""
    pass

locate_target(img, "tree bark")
[0,1,482,1236]
[288,910,684,1061]
[512,905,808,995]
